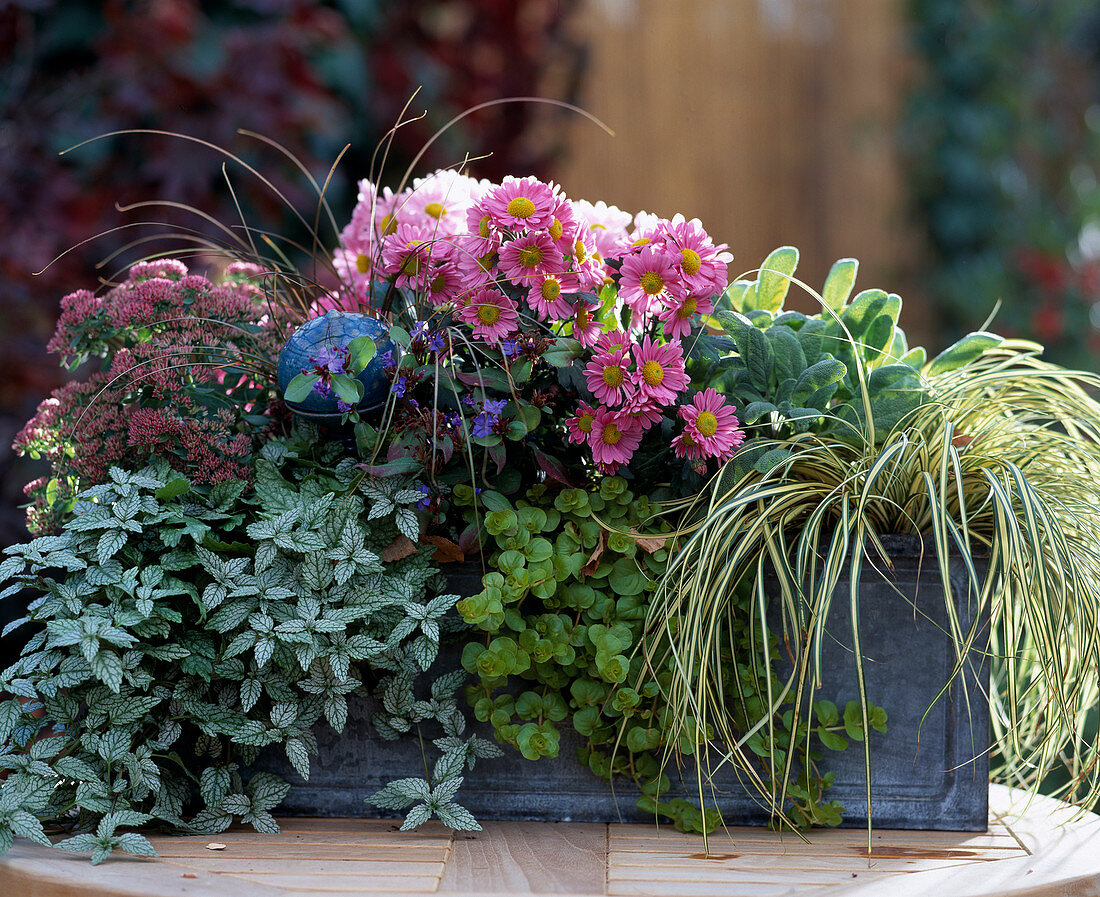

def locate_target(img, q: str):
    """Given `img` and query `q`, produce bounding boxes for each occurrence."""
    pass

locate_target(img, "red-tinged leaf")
[487,442,506,474]
[458,522,483,555]
[581,532,607,577]
[421,535,464,563]
[533,448,573,487]
[630,528,667,554]
[366,457,422,477]
[381,534,418,562]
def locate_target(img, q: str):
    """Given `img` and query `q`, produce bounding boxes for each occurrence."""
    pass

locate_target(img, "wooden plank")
[437,821,606,895]
[157,857,447,876]
[150,843,448,860]
[608,880,815,897]
[219,872,441,892]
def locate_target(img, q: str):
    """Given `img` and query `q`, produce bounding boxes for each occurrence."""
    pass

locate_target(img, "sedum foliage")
[0,440,489,863]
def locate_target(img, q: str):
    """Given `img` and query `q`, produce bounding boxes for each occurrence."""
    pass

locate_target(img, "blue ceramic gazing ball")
[276,310,393,420]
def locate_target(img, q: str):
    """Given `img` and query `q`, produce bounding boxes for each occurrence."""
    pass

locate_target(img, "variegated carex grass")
[646,329,1100,843]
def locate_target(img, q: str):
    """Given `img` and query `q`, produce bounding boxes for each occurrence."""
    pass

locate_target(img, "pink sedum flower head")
[484,175,558,231]
[659,292,714,340]
[498,231,565,286]
[678,388,746,462]
[459,287,519,344]
[631,336,689,406]
[588,406,643,473]
[584,346,634,407]
[619,244,686,315]
[566,401,599,445]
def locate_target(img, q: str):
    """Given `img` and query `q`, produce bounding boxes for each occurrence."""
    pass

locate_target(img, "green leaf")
[155,477,191,502]
[821,258,858,312]
[331,374,364,405]
[925,331,1005,376]
[91,650,124,693]
[389,325,412,348]
[753,246,799,312]
[285,373,321,404]
[346,335,377,372]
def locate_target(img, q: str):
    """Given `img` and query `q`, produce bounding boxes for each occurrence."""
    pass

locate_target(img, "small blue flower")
[483,398,508,416]
[392,376,407,397]
[500,339,517,357]
[378,349,395,369]
[415,484,431,509]
[337,398,353,413]
[428,332,447,353]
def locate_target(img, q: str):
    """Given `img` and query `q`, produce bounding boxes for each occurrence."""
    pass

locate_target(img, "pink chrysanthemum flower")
[484,176,558,231]
[547,193,579,249]
[458,288,519,344]
[526,271,577,321]
[379,222,436,285]
[423,259,465,307]
[566,401,598,445]
[498,232,565,286]
[595,328,630,356]
[588,407,643,473]
[572,200,633,260]
[570,300,604,348]
[464,199,500,255]
[584,347,634,407]
[671,427,707,461]
[618,244,686,315]
[631,337,689,406]
[659,292,714,341]
[396,170,477,236]
[622,390,664,432]
[678,388,746,462]
[451,235,500,293]
[664,216,733,298]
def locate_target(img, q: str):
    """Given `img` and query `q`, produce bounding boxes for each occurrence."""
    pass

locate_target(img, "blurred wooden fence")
[548,0,929,335]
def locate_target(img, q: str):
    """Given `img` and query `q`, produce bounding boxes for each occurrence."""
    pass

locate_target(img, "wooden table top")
[3,785,1099,897]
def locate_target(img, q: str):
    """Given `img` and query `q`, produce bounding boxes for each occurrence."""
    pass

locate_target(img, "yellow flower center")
[602,366,624,388]
[507,196,536,219]
[402,241,423,276]
[602,423,622,445]
[380,213,398,236]
[642,360,664,386]
[424,202,446,220]
[519,245,544,269]
[479,214,492,238]
[355,253,371,274]
[578,412,594,433]
[541,278,561,301]
[549,218,563,241]
[477,304,502,325]
[640,271,664,295]
[696,411,718,438]
[681,248,702,275]
[589,222,607,231]
[680,430,698,447]
[677,297,698,319]
[430,272,447,294]
[631,237,651,248]
[575,306,591,328]
[478,251,497,272]
[574,241,587,263]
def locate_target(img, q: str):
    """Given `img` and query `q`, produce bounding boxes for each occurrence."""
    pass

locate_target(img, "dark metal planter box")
[263,535,991,831]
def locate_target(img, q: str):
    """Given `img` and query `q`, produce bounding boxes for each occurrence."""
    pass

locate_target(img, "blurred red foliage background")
[0,0,583,546]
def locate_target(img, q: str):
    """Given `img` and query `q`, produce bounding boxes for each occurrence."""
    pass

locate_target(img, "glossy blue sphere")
[276,311,392,422]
